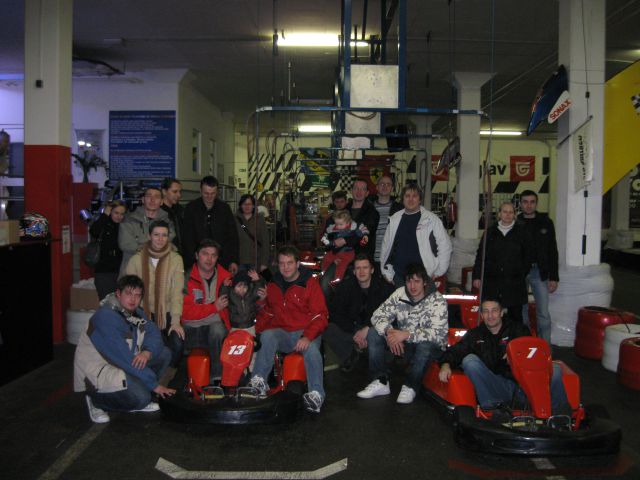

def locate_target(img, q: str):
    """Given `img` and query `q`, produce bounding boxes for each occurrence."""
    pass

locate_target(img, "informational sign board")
[109,111,176,179]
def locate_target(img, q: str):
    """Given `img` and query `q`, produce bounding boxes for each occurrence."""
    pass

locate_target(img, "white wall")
[0,83,25,143]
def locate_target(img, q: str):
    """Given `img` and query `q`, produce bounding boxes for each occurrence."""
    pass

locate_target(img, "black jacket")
[161,203,185,257]
[517,213,559,282]
[347,199,380,259]
[440,319,531,378]
[472,223,531,307]
[328,274,394,333]
[89,214,122,273]
[183,198,239,270]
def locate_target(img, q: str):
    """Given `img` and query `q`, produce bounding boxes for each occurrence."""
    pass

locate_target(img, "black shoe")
[487,405,512,425]
[340,348,361,373]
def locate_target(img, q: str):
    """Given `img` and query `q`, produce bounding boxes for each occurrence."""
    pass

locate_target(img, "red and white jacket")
[256,267,328,341]
[182,264,232,329]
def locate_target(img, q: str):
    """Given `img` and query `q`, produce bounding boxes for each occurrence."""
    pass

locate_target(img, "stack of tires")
[574,306,635,359]
[617,338,640,390]
[66,310,94,345]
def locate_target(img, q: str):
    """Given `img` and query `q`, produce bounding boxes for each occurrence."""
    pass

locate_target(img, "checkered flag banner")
[632,94,640,115]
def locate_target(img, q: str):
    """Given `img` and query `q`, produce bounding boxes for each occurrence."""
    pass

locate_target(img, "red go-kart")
[422,294,621,456]
[159,330,307,424]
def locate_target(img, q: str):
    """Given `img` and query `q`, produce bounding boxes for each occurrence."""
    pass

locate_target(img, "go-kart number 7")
[527,347,537,359]
[228,345,247,355]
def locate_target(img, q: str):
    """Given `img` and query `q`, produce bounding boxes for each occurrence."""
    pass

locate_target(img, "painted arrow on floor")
[155,457,348,479]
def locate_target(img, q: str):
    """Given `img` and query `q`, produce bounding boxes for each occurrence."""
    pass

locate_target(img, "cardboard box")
[70,285,100,311]
[0,220,20,245]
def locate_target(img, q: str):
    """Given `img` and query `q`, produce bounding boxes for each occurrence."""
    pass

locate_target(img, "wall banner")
[510,156,535,181]
[572,121,593,192]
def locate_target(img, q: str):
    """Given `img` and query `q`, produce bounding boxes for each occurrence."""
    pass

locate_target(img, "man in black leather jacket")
[323,254,394,371]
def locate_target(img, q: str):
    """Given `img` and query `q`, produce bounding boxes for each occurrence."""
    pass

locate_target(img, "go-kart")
[159,330,307,424]
[423,294,622,456]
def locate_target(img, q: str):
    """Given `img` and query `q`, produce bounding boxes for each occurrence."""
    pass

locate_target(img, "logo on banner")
[572,122,593,192]
[432,155,449,181]
[510,156,535,181]
[548,91,572,124]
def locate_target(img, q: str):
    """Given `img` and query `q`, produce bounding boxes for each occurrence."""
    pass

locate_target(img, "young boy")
[321,210,369,281]
[221,269,266,334]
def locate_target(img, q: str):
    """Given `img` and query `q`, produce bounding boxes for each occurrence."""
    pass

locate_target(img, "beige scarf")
[141,241,172,329]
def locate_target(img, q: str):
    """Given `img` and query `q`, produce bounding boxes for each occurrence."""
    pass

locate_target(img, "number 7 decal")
[527,347,537,359]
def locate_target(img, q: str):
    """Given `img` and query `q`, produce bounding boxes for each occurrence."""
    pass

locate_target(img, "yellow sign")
[604,60,640,193]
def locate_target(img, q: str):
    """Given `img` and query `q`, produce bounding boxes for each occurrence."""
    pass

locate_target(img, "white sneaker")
[396,385,416,404]
[357,379,391,399]
[130,402,160,413]
[85,396,110,424]
[303,390,324,413]
[247,375,268,396]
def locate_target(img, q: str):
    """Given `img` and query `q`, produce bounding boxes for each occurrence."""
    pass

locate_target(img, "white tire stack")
[66,309,94,345]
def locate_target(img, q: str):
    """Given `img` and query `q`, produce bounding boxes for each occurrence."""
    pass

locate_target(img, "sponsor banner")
[630,166,640,229]
[547,90,572,124]
[510,156,535,182]
[572,121,593,192]
[358,155,393,191]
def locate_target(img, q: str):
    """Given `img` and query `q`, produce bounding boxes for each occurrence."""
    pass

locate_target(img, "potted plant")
[72,150,108,183]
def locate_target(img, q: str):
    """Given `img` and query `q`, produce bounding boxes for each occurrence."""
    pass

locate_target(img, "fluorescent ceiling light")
[299,124,332,133]
[279,33,367,48]
[480,130,522,136]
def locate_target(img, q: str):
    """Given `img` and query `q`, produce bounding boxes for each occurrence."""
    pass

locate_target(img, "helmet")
[20,212,50,239]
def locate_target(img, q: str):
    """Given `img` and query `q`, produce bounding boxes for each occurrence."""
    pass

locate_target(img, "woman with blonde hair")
[125,219,185,369]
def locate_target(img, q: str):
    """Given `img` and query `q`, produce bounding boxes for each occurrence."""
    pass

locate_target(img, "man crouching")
[74,275,175,423]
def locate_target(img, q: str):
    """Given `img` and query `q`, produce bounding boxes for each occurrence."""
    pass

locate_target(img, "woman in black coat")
[472,202,531,323]
[89,200,127,300]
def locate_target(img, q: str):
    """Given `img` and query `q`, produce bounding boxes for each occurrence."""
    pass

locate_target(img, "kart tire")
[285,380,305,396]
[602,324,640,372]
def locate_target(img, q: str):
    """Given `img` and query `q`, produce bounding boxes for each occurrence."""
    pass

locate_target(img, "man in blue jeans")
[357,263,448,404]
[438,297,570,415]
[247,246,328,413]
[73,275,175,423]
[518,190,559,343]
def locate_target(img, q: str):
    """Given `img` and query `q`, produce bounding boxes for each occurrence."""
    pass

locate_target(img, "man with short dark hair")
[182,239,232,381]
[357,263,448,404]
[118,186,175,275]
[370,175,403,270]
[183,176,239,273]
[161,177,184,257]
[73,275,175,424]
[323,254,394,372]
[438,297,570,415]
[248,245,329,413]
[347,179,379,258]
[380,184,452,286]
[518,190,559,343]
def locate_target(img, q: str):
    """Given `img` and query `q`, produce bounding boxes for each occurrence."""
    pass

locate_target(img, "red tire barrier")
[617,337,640,390]
[574,306,635,360]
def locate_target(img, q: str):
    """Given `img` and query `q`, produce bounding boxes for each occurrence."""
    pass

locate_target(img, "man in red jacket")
[248,245,329,413]
[182,239,232,381]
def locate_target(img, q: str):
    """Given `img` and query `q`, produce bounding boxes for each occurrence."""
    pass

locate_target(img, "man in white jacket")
[379,184,452,286]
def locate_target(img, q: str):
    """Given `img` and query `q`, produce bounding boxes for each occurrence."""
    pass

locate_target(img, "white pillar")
[412,116,433,210]
[556,0,605,266]
[454,72,492,240]
[446,72,491,284]
[550,0,613,347]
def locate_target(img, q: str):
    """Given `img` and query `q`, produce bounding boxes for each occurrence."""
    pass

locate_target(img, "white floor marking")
[155,457,348,479]
[530,457,566,480]
[323,364,339,372]
[38,423,107,480]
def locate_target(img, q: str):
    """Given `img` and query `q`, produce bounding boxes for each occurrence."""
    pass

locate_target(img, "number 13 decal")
[527,347,538,359]
[228,345,247,355]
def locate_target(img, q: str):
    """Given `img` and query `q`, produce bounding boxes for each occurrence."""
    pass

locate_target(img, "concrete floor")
[1,266,640,480]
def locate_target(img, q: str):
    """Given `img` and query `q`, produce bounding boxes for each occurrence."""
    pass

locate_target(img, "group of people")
[75,174,563,423]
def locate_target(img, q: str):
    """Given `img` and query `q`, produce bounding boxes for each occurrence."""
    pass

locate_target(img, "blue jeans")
[367,327,441,391]
[90,346,172,412]
[523,265,551,343]
[461,354,570,413]
[252,329,325,398]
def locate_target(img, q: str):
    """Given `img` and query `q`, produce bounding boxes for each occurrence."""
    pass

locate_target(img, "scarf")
[100,293,146,329]
[497,220,515,236]
[141,241,173,329]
